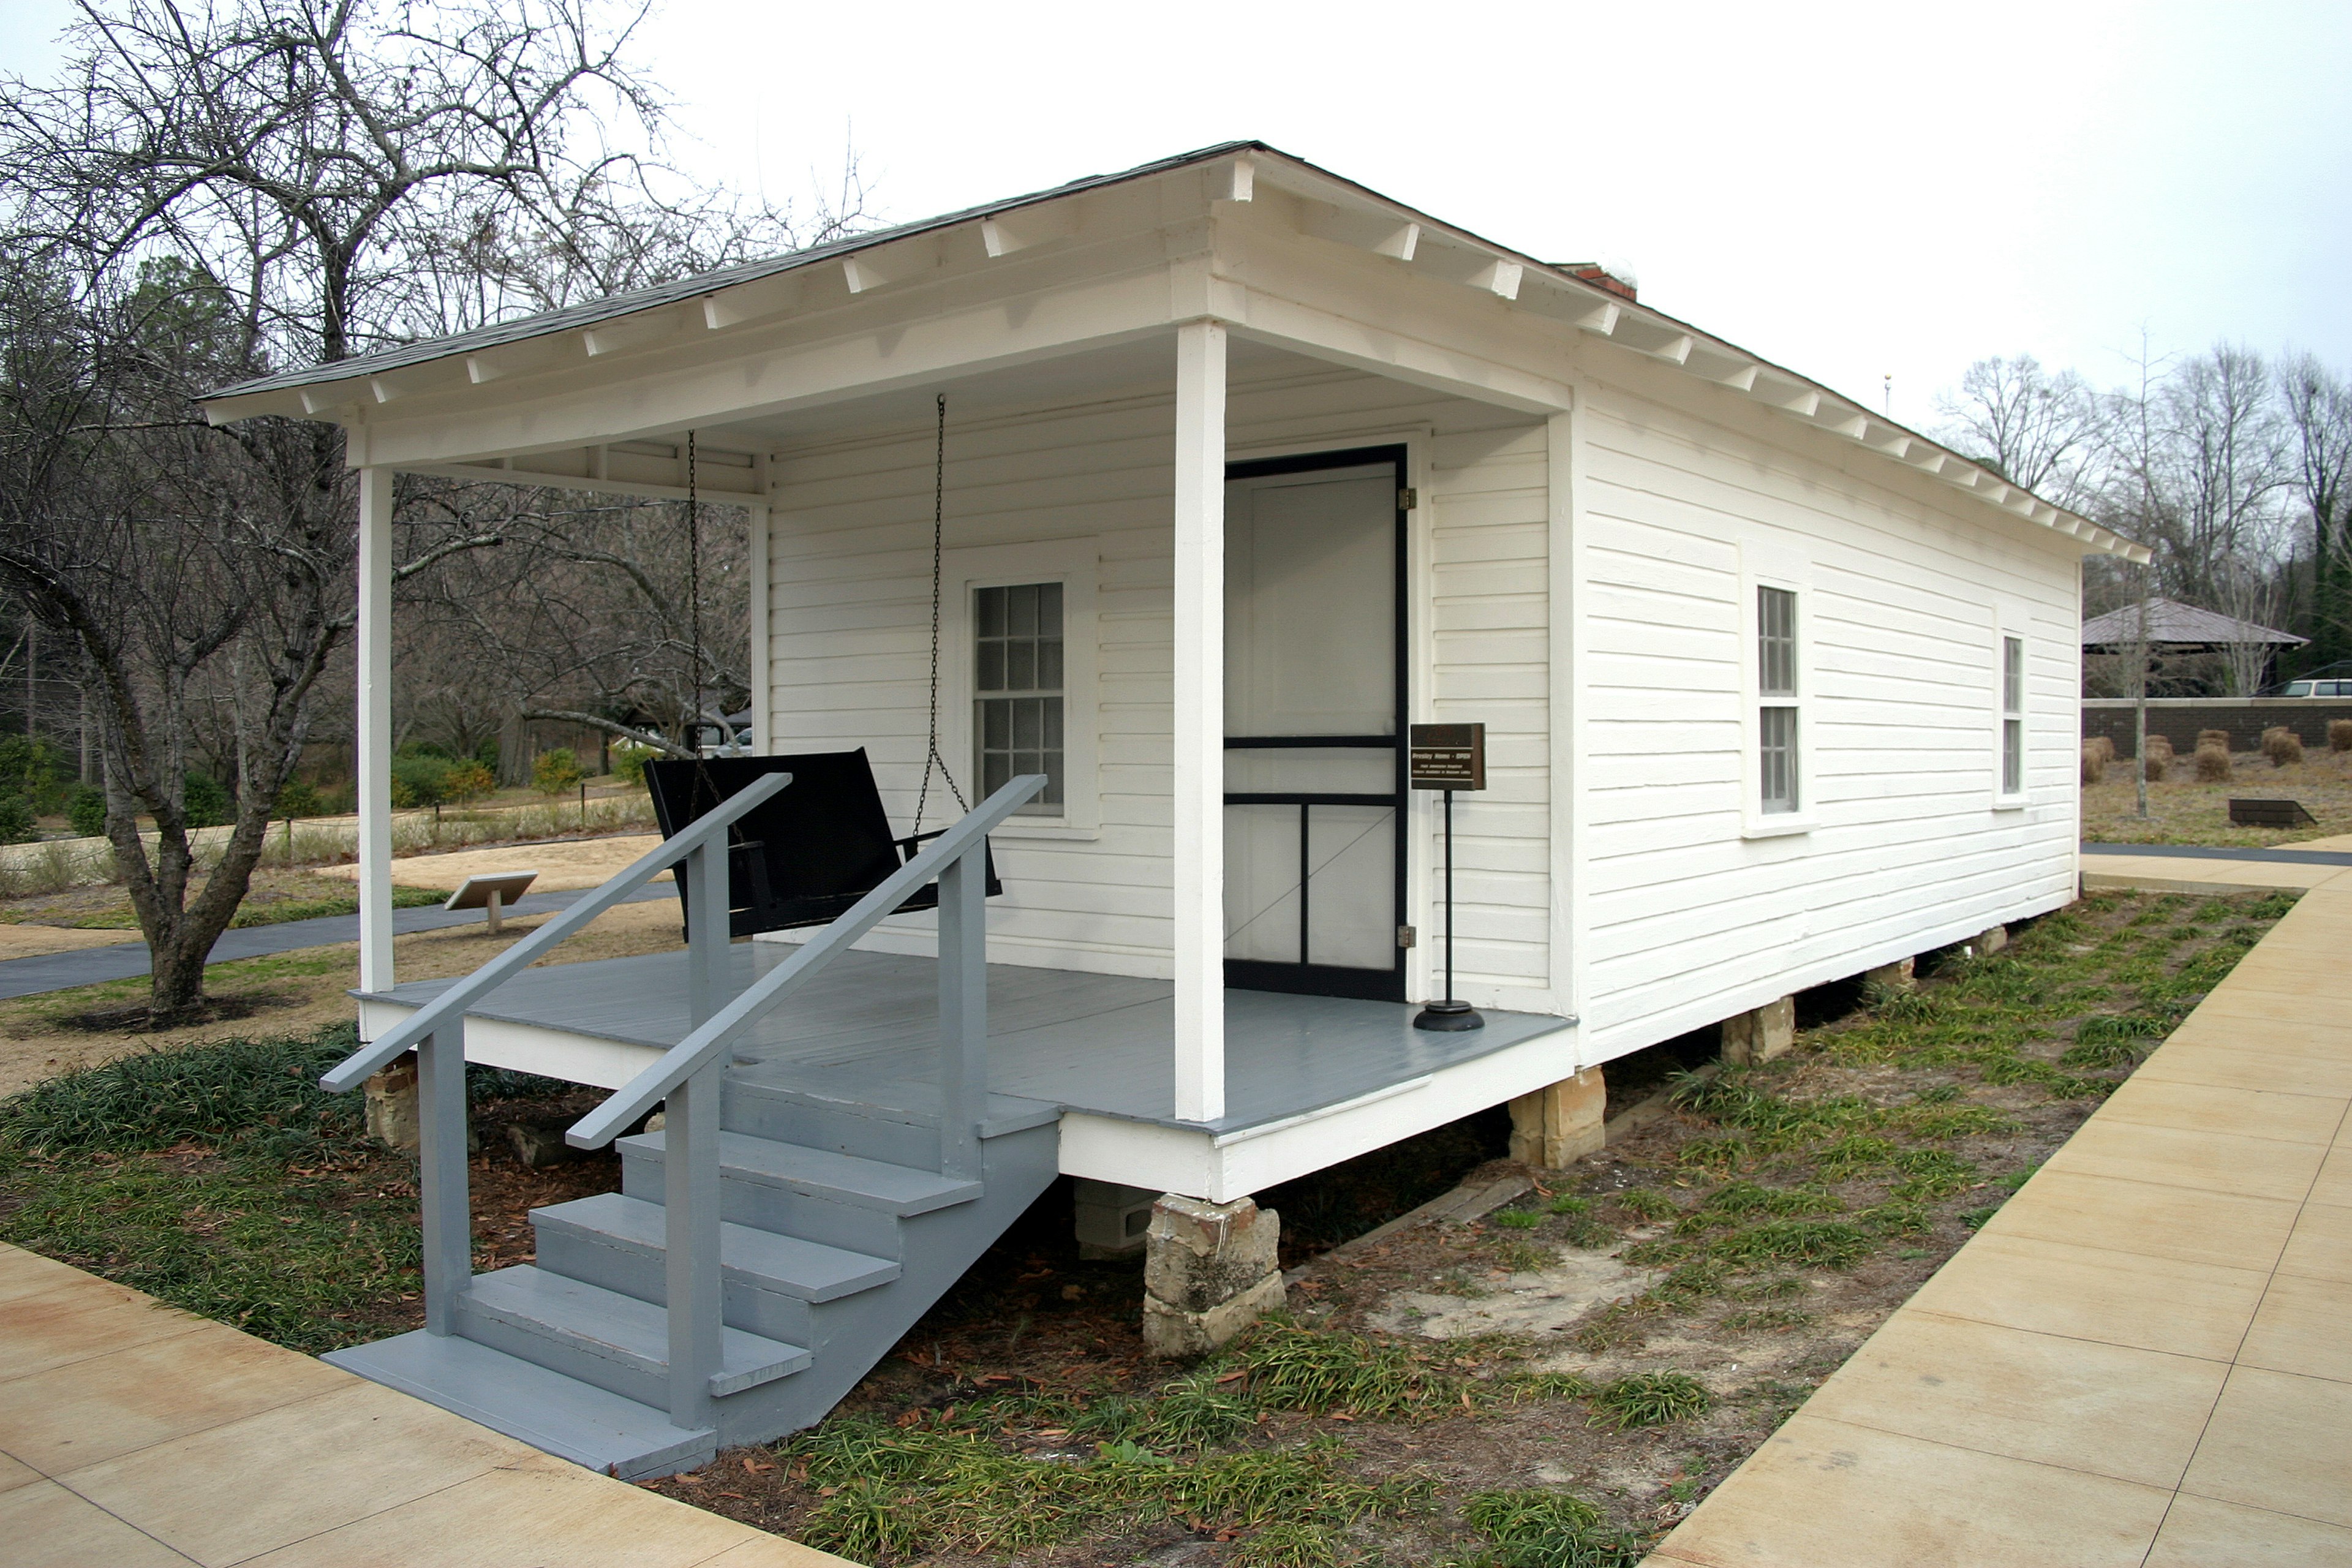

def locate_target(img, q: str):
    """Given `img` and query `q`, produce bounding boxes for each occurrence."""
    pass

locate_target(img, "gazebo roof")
[2081,597,2307,648]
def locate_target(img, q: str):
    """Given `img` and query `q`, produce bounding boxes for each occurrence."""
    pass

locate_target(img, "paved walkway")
[0,1243,846,1567]
[0,884,676,1003]
[1646,857,2352,1566]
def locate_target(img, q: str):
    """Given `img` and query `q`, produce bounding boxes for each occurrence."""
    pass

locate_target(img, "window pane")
[977,586,1005,638]
[984,750,1009,797]
[2003,637,2024,715]
[1760,704,1799,813]
[1041,752,1063,803]
[1038,582,1063,635]
[1008,583,1036,637]
[1758,587,1797,697]
[977,641,1005,692]
[1013,698,1041,749]
[1007,639,1035,692]
[1042,699,1063,750]
[1038,638,1064,690]
[982,699,1009,750]
[2003,717,2024,794]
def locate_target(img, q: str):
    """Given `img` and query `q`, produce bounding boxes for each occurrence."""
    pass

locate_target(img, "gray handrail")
[318,771,793,1094]
[565,772,1046,1149]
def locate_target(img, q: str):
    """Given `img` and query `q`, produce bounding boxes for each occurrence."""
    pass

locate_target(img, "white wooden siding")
[1569,364,2083,1061]
[764,363,1556,1001]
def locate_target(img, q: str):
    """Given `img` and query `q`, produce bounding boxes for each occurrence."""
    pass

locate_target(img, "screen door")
[1223,447,1407,1001]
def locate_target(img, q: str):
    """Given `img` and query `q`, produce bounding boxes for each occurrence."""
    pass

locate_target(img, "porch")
[359,943,1574,1199]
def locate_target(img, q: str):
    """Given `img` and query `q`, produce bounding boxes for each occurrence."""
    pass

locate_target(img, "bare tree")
[2282,355,2352,670]
[0,0,840,1020]
[1933,354,2106,509]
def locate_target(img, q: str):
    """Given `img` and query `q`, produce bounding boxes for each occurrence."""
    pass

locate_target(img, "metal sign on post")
[1409,723,1485,1032]
[1410,723,1486,791]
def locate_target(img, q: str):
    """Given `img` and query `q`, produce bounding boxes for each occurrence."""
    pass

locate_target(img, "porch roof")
[197,141,2143,565]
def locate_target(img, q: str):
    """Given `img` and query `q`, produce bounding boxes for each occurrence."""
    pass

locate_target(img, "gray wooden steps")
[457,1264,812,1400]
[619,1128,983,1214]
[322,1329,715,1480]
[533,1192,899,1302]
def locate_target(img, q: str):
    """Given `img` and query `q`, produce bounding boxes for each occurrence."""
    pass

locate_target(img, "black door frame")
[1221,443,1410,1003]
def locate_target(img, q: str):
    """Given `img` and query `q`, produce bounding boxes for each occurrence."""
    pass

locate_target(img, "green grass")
[1463,1488,1650,1568]
[783,1417,1434,1561]
[1588,1371,1709,1430]
[0,1025,569,1355]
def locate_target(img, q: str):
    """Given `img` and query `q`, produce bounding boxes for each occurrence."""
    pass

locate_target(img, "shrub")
[2193,744,2231,782]
[390,753,459,808]
[2197,729,2231,750]
[2144,750,2168,783]
[442,761,496,803]
[0,794,36,845]
[66,783,105,837]
[2086,735,2116,764]
[2263,728,2304,767]
[183,770,230,828]
[611,739,657,786]
[275,778,325,818]
[531,747,584,795]
[0,734,73,812]
[2331,718,2352,753]
[2080,744,2106,786]
[2145,733,2174,761]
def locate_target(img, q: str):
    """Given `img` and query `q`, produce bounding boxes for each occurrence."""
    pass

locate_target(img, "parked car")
[2277,679,2352,698]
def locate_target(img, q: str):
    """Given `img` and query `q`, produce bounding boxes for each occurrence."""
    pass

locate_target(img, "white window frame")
[1994,609,2030,809]
[1740,545,1815,839]
[940,538,1101,839]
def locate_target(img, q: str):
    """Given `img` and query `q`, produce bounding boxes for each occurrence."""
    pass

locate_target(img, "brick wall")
[2082,699,2352,757]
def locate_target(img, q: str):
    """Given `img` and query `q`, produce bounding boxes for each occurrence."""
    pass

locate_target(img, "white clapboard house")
[202,142,2146,1477]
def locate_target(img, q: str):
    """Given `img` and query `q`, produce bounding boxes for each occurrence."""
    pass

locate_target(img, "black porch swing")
[645,397,1002,940]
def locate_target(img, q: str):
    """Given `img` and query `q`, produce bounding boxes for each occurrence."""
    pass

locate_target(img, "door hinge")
[1396,487,1418,511]
[1396,924,1418,949]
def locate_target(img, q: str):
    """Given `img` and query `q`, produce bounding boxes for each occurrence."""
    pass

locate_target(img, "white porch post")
[355,466,395,1001]
[1172,321,1227,1123]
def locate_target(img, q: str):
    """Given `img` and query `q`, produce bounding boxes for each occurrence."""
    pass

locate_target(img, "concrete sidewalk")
[1646,861,2352,1566]
[0,1243,846,1567]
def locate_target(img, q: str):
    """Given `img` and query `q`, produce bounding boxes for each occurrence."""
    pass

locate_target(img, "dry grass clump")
[2144,752,2168,783]
[2198,728,2232,751]
[2331,718,2352,753]
[2194,744,2233,782]
[2146,734,2176,764]
[2081,744,2107,785]
[2263,727,2305,768]
[2085,736,2116,766]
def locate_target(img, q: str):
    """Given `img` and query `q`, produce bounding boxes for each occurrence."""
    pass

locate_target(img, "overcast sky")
[5,1,2347,428]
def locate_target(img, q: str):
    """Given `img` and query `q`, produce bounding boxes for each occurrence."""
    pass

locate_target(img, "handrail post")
[936,840,987,1180]
[416,1022,470,1335]
[666,834,728,1430]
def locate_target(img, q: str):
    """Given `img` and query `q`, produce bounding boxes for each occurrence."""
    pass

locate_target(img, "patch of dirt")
[51,990,302,1033]
[1366,1246,1662,1340]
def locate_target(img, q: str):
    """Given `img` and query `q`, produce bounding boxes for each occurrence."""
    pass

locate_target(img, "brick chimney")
[1560,263,1636,303]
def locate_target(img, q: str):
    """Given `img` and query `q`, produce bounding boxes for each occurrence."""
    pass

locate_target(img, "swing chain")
[914,393,968,831]
[687,429,703,752]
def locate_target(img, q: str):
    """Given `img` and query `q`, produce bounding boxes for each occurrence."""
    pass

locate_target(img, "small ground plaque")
[1409,723,1487,791]
[445,869,540,932]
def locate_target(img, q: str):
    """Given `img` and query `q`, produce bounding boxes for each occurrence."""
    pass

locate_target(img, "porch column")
[1172,320,1227,1123]
[355,466,395,1000]
[745,500,772,754]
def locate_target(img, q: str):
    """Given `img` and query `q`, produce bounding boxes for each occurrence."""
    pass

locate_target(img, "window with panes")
[2001,636,2025,795]
[974,582,1064,812]
[1758,586,1799,813]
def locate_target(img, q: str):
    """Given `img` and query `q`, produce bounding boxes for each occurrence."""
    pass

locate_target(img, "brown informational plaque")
[1409,723,1486,790]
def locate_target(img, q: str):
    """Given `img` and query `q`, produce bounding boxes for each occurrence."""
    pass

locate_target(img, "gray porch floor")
[366,944,1570,1134]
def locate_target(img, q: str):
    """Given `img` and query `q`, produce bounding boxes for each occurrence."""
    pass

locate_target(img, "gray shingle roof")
[2081,598,2306,647]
